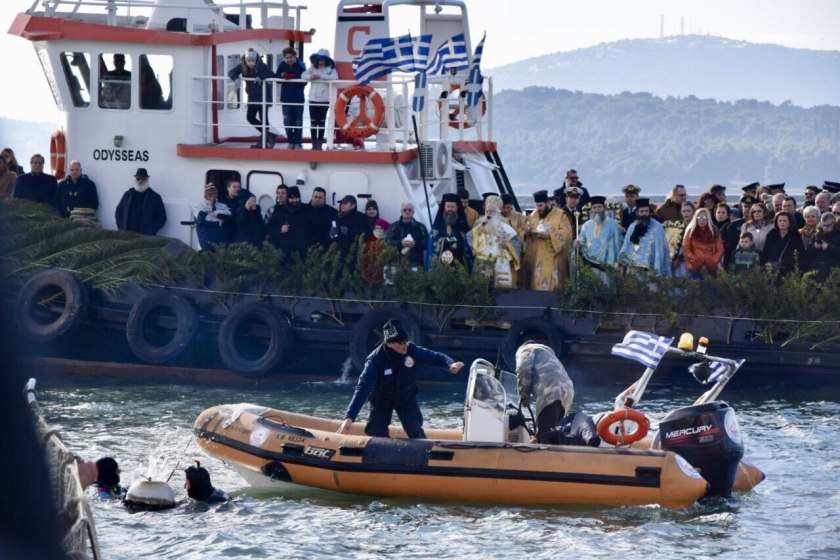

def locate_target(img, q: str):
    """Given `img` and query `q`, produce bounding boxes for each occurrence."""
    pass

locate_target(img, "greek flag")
[352,34,433,85]
[426,33,469,75]
[412,71,427,113]
[611,331,674,369]
[465,33,485,108]
[690,359,745,384]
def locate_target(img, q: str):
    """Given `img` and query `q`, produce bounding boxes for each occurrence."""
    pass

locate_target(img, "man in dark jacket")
[55,160,99,217]
[115,168,166,235]
[275,185,312,260]
[386,202,429,267]
[333,194,369,256]
[13,153,57,207]
[264,183,289,245]
[806,211,840,281]
[308,186,337,247]
[233,192,265,247]
[275,47,306,149]
[337,319,464,438]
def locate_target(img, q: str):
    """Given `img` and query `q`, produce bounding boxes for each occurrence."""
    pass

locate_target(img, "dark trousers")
[282,104,304,144]
[536,400,566,444]
[309,102,329,145]
[364,398,426,439]
[246,103,270,140]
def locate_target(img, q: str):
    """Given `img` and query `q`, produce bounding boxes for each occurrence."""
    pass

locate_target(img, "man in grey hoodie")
[515,342,575,443]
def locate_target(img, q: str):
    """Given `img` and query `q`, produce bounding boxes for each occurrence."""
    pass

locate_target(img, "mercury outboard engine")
[659,402,744,498]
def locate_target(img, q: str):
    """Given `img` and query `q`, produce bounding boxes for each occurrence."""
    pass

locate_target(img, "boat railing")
[30,0,308,32]
[200,72,493,149]
[24,378,101,560]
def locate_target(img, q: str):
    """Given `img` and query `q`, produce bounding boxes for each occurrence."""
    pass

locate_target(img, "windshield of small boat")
[467,363,519,410]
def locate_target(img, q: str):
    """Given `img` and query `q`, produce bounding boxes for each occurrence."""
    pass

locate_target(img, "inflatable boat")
[194,332,764,508]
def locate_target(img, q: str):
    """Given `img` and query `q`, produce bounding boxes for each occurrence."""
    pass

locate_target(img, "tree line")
[492,87,840,192]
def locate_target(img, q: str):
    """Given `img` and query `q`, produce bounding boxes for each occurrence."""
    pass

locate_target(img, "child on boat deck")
[731,231,760,275]
[228,48,277,149]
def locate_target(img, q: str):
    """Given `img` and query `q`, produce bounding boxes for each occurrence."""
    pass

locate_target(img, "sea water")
[36,378,840,560]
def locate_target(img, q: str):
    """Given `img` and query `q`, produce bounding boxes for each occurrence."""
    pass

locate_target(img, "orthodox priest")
[521,190,573,290]
[618,198,672,277]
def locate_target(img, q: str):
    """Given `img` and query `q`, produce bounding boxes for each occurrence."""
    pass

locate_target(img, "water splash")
[138,428,193,482]
[337,357,353,384]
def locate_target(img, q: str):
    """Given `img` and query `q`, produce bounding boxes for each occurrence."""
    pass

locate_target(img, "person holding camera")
[806,211,840,281]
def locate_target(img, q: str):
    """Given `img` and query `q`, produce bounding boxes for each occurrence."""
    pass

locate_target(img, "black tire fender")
[218,302,292,378]
[502,317,564,370]
[350,307,423,370]
[15,269,89,342]
[125,291,199,363]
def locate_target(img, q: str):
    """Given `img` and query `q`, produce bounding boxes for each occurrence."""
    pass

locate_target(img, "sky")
[2,0,840,123]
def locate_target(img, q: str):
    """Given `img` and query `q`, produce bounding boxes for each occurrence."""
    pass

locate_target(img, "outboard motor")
[659,402,744,498]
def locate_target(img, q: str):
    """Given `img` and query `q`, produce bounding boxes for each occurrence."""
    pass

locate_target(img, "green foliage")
[0,199,198,296]
[2,199,836,347]
[494,88,840,189]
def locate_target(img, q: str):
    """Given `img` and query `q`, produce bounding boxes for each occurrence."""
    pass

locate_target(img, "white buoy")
[123,480,176,511]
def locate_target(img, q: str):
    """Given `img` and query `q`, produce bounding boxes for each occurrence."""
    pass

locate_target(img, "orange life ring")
[335,84,385,139]
[597,409,650,446]
[50,130,66,180]
[437,84,486,129]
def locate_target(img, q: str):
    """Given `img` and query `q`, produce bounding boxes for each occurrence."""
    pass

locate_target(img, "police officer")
[338,320,464,438]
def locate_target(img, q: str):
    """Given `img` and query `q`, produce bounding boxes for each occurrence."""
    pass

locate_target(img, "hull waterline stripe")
[194,429,663,489]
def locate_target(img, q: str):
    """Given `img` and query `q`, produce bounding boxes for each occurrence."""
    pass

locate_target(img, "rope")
[26,379,101,560]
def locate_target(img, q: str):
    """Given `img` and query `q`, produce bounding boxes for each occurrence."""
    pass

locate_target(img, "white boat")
[10,0,509,247]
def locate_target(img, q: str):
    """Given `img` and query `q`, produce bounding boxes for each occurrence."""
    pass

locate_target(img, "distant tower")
[660,15,664,38]
[681,17,684,35]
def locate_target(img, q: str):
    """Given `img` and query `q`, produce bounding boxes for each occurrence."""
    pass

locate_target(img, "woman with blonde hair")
[682,207,724,278]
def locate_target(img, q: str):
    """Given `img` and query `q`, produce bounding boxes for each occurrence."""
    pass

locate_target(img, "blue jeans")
[281,104,303,145]
[364,398,426,439]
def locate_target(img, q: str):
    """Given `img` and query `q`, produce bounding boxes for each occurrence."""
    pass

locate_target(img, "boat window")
[98,52,132,109]
[206,170,242,200]
[139,54,173,110]
[59,52,91,108]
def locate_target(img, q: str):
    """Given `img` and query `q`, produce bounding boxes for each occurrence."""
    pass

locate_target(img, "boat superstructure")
[9,0,512,247]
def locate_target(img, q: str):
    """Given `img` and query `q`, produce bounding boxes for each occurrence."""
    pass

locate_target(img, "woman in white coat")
[302,49,338,150]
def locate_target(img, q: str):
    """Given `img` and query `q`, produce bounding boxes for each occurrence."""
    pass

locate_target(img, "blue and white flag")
[412,71,427,113]
[690,358,745,384]
[426,33,469,75]
[611,331,674,369]
[352,36,397,85]
[352,33,432,85]
[464,33,485,108]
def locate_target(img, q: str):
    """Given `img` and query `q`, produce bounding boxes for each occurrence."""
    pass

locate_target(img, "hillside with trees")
[492,87,840,192]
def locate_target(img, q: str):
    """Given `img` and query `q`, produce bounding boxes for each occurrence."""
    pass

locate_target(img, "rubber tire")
[218,302,292,379]
[502,317,564,370]
[125,291,199,364]
[15,269,89,342]
[350,307,423,370]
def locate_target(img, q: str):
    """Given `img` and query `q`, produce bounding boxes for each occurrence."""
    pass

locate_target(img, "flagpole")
[412,114,434,270]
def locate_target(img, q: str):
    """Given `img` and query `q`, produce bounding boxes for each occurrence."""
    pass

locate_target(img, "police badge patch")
[404,356,415,368]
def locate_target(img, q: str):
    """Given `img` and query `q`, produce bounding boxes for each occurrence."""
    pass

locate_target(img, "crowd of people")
[228,46,337,150]
[4,145,840,287]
